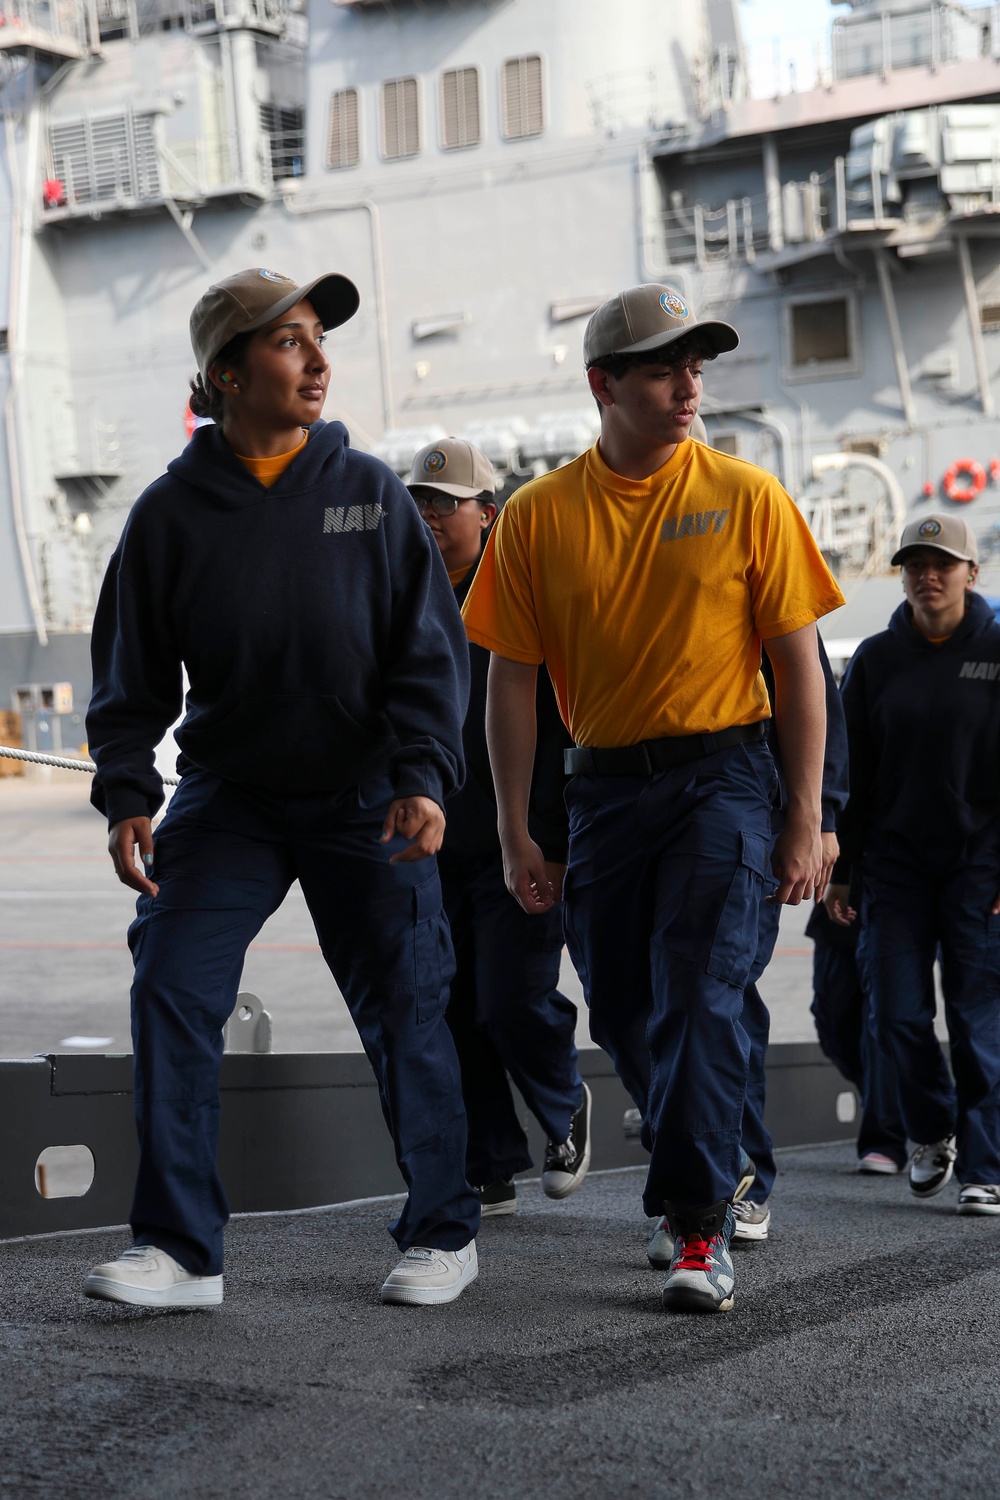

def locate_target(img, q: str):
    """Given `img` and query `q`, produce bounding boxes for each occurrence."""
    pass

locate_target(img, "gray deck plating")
[1,1148,997,1500]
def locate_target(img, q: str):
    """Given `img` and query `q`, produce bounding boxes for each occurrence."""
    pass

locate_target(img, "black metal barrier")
[0,1044,858,1240]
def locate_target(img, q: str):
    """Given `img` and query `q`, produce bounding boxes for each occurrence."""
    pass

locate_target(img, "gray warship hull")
[3,0,1000,738]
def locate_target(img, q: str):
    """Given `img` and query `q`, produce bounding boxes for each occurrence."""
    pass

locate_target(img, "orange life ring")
[942,458,986,503]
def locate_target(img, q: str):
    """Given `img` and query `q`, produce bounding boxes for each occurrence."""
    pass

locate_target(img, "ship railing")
[656,152,952,269]
[92,0,289,44]
[659,176,835,268]
[0,0,88,50]
[741,0,1000,102]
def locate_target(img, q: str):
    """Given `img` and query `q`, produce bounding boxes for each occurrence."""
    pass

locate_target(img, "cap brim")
[408,479,491,500]
[245,273,360,336]
[890,543,974,566]
[620,318,740,357]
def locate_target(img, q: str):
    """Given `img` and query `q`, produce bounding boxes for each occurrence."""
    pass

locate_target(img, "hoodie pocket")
[180,694,389,791]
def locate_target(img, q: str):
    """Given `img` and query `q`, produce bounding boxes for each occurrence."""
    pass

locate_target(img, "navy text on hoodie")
[834,591,1000,878]
[87,420,470,825]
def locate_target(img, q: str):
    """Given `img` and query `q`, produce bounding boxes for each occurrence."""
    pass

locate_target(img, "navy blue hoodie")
[833,591,1000,876]
[87,420,469,825]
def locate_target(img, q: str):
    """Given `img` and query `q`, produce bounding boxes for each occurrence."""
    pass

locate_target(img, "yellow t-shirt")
[234,431,308,488]
[461,439,845,746]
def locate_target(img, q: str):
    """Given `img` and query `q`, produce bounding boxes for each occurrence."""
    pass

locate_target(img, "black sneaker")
[909,1136,957,1199]
[541,1082,592,1199]
[476,1178,517,1217]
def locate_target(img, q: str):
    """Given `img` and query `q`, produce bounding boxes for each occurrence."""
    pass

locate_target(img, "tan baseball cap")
[583,283,739,366]
[407,438,496,499]
[891,513,978,565]
[190,267,360,378]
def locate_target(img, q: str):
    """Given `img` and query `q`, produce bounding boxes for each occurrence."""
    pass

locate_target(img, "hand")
[501,834,556,914]
[381,796,445,863]
[819,831,839,901]
[108,817,158,897]
[991,888,1000,916]
[770,814,824,905]
[824,882,856,926]
[544,861,566,903]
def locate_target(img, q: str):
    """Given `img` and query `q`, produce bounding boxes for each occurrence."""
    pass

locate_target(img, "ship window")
[380,77,420,161]
[440,67,481,150]
[785,295,860,381]
[327,88,360,170]
[0,329,7,353]
[261,104,305,180]
[96,0,132,42]
[980,303,1000,333]
[501,55,544,140]
[844,437,883,458]
[46,111,162,210]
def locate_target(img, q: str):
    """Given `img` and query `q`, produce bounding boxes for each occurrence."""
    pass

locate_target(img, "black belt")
[564,720,767,777]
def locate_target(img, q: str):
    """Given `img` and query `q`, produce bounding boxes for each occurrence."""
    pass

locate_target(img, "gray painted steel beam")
[0,1045,859,1240]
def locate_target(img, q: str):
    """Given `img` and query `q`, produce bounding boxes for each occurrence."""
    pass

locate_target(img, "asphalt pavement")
[2,1145,998,1499]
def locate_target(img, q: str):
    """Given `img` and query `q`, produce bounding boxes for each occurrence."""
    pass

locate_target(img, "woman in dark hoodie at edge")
[83,267,481,1310]
[825,512,1000,1216]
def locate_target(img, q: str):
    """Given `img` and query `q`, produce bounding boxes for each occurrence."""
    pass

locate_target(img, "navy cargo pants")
[127,771,480,1276]
[739,898,781,1206]
[811,918,907,1166]
[439,849,582,1185]
[862,831,1000,1185]
[563,739,777,1216]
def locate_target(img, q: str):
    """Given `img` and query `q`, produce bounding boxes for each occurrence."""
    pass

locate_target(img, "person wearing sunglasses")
[408,438,591,1221]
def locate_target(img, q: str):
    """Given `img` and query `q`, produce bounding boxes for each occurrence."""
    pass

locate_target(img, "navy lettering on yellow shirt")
[660,510,729,542]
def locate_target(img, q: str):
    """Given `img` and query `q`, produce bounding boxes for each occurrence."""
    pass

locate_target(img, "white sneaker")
[379,1241,478,1306]
[909,1136,957,1199]
[731,1198,771,1241]
[83,1246,223,1308]
[646,1217,674,1269]
[957,1184,1000,1216]
[858,1152,903,1175]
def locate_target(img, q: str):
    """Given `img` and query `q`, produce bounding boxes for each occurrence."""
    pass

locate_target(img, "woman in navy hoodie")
[83,268,481,1308]
[826,513,1000,1215]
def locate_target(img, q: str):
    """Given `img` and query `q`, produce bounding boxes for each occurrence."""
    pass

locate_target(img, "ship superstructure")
[2,0,1000,722]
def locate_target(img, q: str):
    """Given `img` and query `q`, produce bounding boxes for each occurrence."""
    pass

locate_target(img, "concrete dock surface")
[0,775,837,1059]
[2,1145,998,1500]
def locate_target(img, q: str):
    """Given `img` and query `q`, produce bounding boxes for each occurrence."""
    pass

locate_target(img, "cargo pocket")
[413,869,448,1024]
[705,830,770,988]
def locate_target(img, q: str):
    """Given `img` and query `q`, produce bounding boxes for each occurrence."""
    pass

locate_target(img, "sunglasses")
[412,492,468,517]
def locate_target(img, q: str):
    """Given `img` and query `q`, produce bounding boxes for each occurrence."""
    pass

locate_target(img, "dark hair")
[188,329,254,424]
[587,332,718,380]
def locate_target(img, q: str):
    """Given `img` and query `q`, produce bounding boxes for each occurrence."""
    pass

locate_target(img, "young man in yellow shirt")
[462,284,844,1314]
